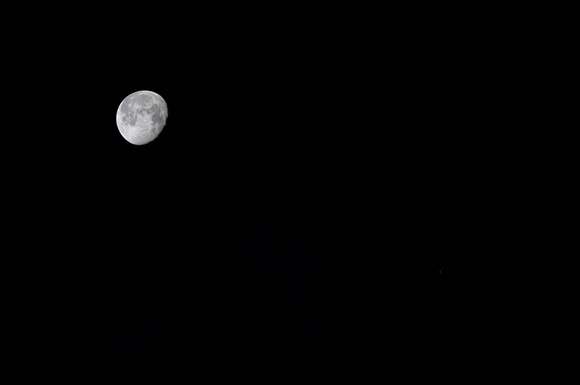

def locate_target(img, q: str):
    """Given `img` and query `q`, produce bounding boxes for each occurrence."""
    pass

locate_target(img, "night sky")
[25,5,473,383]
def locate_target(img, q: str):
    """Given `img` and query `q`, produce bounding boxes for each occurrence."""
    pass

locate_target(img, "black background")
[21,4,479,383]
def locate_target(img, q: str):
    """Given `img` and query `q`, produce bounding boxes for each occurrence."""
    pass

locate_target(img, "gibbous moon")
[116,90,168,145]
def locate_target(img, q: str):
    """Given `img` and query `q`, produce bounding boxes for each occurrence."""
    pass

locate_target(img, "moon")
[116,90,168,145]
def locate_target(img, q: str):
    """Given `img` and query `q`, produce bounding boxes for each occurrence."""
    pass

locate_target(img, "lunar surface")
[116,90,168,145]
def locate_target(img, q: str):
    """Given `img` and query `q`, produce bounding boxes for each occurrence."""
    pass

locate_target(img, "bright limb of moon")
[116,90,168,145]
